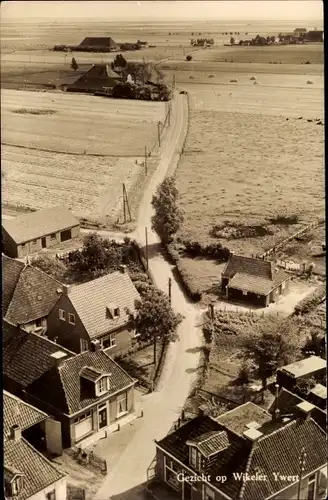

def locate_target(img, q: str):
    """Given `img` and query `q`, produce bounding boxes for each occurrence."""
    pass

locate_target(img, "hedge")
[294,285,326,316]
[182,239,230,260]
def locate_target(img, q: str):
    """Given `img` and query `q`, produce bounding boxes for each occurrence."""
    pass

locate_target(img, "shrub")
[186,55,193,61]
[294,286,326,316]
[174,261,202,301]
[165,243,180,264]
[182,239,230,261]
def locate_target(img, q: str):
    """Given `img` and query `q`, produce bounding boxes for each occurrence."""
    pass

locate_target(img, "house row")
[4,391,67,500]
[2,206,80,258]
[4,321,137,450]
[3,254,141,356]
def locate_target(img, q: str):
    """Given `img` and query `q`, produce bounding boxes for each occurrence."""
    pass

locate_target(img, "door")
[41,237,47,248]
[98,406,108,429]
[60,229,72,242]
[183,482,192,500]
[45,418,62,455]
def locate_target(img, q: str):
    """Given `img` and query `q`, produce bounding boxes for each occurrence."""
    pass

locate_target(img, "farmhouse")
[276,355,326,391]
[3,255,63,334]
[155,401,327,500]
[3,322,136,449]
[66,64,122,93]
[79,36,119,51]
[2,206,80,258]
[221,254,290,307]
[46,266,141,356]
[4,391,67,500]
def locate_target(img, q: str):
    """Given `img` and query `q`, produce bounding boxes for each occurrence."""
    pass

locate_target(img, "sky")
[1,1,324,21]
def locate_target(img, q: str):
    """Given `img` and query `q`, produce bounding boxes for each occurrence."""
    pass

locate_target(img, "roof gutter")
[155,442,232,500]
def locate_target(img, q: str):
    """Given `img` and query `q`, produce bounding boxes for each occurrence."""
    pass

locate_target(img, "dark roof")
[68,64,121,90]
[188,430,230,457]
[157,406,327,499]
[4,391,48,437]
[4,437,65,500]
[66,271,140,339]
[5,265,63,325]
[269,387,327,431]
[2,255,25,315]
[2,206,79,244]
[3,321,74,390]
[28,350,135,414]
[79,37,118,48]
[222,255,289,295]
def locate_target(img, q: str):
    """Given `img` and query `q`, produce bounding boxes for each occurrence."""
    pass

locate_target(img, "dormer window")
[106,303,120,319]
[97,376,109,395]
[80,367,111,397]
[12,475,23,495]
[114,307,120,317]
[4,468,24,497]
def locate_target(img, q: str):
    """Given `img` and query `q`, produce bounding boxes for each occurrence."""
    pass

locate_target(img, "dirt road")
[94,94,204,500]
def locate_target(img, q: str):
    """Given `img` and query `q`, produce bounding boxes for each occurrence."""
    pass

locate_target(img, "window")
[50,233,56,240]
[114,307,120,317]
[80,339,89,353]
[190,447,202,471]
[59,309,66,321]
[242,290,248,296]
[307,473,316,500]
[103,334,116,349]
[97,377,108,395]
[75,411,91,424]
[117,392,127,416]
[35,318,42,328]
[11,477,23,495]
[203,485,215,500]
[164,456,180,491]
[68,313,75,325]
[46,490,56,500]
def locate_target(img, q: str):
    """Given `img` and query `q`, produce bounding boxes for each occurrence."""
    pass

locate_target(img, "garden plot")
[1,89,166,155]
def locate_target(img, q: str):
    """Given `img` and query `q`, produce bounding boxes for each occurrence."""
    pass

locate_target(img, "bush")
[186,55,193,61]
[182,239,230,261]
[294,286,326,316]
[165,243,180,264]
[174,261,202,301]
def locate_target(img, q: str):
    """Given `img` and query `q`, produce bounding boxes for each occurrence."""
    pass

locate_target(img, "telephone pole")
[157,121,161,147]
[144,146,148,176]
[145,227,149,270]
[297,447,306,500]
[172,74,176,89]
[168,278,172,304]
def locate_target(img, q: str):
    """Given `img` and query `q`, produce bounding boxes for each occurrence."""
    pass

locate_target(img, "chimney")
[10,424,21,442]
[272,384,281,421]
[90,339,101,352]
[119,264,127,274]
[296,401,315,420]
[62,284,70,295]
[243,427,263,445]
[50,351,68,366]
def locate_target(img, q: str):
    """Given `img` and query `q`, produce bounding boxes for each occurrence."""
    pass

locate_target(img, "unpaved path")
[94,94,204,499]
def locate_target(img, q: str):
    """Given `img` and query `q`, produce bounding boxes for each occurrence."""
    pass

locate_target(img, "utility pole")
[123,184,126,223]
[122,183,132,223]
[168,278,172,304]
[157,121,161,147]
[144,146,148,176]
[297,447,306,500]
[145,227,149,270]
[173,74,176,89]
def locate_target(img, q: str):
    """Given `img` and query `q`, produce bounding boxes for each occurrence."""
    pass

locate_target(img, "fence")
[276,259,302,271]
[72,447,107,475]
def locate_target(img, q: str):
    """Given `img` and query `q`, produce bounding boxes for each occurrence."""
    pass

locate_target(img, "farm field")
[1,89,166,221]
[1,89,165,155]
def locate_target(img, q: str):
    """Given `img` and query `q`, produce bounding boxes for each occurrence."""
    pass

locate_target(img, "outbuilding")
[2,206,80,258]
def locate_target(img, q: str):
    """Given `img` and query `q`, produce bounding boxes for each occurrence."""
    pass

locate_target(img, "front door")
[41,237,47,248]
[183,482,192,500]
[98,406,108,429]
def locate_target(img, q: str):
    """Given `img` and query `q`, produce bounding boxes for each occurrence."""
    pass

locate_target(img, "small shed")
[276,356,326,391]
[2,206,80,258]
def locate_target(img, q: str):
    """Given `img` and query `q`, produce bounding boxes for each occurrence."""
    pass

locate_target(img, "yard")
[1,89,166,222]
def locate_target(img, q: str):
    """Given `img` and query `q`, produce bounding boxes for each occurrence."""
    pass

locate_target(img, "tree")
[71,57,78,71]
[31,254,66,281]
[302,332,325,358]
[151,176,184,244]
[230,37,235,45]
[241,316,299,389]
[113,53,127,69]
[132,287,183,364]
[294,376,316,397]
[186,55,192,61]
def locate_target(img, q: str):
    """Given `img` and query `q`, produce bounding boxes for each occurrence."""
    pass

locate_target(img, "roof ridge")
[57,365,73,414]
[25,263,64,287]
[29,331,75,356]
[4,391,48,416]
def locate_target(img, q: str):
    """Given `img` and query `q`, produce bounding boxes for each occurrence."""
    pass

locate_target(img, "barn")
[78,36,119,51]
[66,64,122,93]
[2,206,80,258]
[221,254,290,307]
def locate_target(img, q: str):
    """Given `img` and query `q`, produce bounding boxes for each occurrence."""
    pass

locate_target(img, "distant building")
[78,36,119,51]
[294,28,307,34]
[2,206,80,258]
[305,30,324,42]
[276,355,326,391]
[221,254,290,307]
[155,401,327,500]
[66,64,122,93]
[46,266,141,356]
[3,322,137,449]
[3,255,63,335]
[4,391,67,499]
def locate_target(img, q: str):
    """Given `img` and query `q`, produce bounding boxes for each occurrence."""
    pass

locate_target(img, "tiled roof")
[4,437,65,500]
[215,402,272,436]
[223,255,289,295]
[2,206,79,244]
[80,366,107,382]
[278,355,326,378]
[157,406,327,499]
[3,321,74,390]
[3,391,48,437]
[188,430,230,457]
[2,255,25,315]
[28,350,135,414]
[5,265,63,325]
[67,271,140,339]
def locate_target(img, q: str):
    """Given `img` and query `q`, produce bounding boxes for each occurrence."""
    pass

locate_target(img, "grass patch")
[118,341,163,389]
[12,108,57,115]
